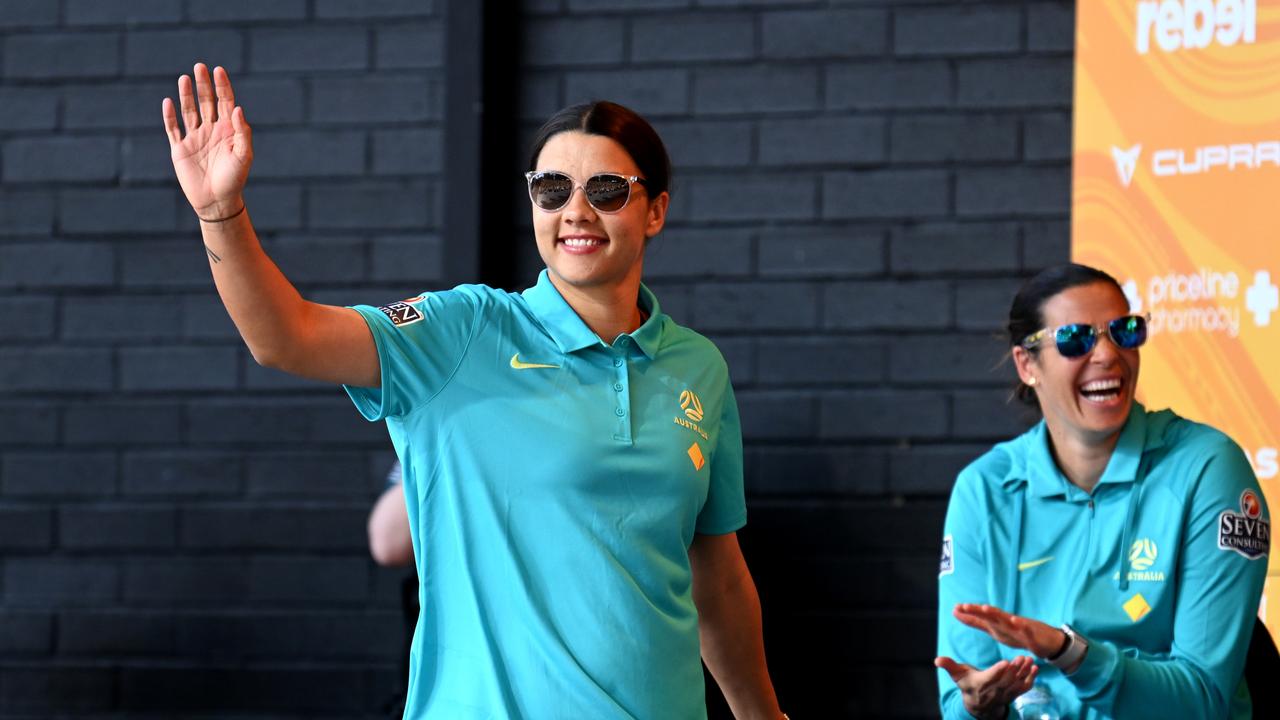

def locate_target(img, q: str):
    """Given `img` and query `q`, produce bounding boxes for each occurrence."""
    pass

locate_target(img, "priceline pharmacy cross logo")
[1246,271,1279,326]
[1123,268,1277,337]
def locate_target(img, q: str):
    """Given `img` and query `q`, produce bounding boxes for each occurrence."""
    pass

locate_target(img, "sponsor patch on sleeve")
[939,534,954,577]
[1219,489,1270,560]
[377,301,424,327]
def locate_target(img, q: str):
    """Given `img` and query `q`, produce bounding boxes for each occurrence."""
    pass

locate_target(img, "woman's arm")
[163,63,378,387]
[689,531,784,720]
[368,483,413,567]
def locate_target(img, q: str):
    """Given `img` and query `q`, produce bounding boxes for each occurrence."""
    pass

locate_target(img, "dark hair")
[527,101,671,197]
[1008,263,1126,406]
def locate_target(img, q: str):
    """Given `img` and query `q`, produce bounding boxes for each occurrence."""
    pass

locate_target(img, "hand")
[952,603,1066,659]
[162,63,252,219]
[935,654,1038,720]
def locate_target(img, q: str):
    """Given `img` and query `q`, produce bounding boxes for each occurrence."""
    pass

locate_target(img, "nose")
[1089,329,1121,363]
[560,185,597,223]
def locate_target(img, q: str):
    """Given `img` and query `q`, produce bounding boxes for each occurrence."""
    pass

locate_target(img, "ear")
[1012,346,1039,386]
[644,191,669,239]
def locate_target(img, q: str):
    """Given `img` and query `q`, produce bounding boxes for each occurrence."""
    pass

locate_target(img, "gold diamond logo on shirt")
[687,442,705,471]
[1123,592,1151,622]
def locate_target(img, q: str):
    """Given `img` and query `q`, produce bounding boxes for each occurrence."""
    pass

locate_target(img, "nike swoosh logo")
[510,353,559,370]
[1017,556,1055,572]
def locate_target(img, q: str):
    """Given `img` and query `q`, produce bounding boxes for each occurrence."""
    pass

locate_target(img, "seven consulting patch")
[1219,489,1270,560]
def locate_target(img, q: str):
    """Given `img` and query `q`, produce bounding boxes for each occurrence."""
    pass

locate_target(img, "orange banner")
[1073,0,1280,639]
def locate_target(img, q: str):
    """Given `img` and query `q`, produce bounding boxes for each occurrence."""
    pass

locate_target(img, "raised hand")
[162,63,252,220]
[935,654,1038,720]
[952,603,1066,659]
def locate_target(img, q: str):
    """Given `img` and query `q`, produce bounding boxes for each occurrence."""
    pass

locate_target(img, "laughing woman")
[163,63,784,720]
[935,263,1268,719]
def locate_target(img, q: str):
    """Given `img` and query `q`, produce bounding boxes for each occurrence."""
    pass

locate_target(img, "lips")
[558,235,607,255]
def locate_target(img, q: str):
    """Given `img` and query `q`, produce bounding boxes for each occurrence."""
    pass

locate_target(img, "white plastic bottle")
[1013,684,1061,720]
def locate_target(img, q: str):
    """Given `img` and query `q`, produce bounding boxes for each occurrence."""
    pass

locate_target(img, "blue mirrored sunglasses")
[1021,314,1149,358]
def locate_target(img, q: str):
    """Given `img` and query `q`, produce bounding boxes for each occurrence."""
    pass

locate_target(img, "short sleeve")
[695,379,746,535]
[343,287,486,421]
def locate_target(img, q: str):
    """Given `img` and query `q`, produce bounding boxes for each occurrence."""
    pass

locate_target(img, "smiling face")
[1013,281,1141,449]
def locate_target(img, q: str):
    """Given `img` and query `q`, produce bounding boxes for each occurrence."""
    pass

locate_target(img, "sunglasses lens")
[1109,315,1147,349]
[1055,324,1096,358]
[584,174,630,213]
[530,173,573,211]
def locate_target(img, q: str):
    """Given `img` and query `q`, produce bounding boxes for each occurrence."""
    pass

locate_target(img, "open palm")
[162,63,252,218]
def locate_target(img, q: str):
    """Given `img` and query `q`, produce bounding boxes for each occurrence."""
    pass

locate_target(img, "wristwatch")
[1047,624,1088,673]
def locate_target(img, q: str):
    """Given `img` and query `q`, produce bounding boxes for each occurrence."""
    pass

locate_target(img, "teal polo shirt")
[345,270,746,720]
[938,404,1268,719]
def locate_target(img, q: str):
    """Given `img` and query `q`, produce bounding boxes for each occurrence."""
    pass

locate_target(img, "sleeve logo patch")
[1219,489,1270,560]
[377,301,424,327]
[939,535,954,577]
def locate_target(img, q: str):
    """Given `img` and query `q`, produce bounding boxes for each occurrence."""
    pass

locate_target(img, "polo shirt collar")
[522,270,664,358]
[1021,402,1148,498]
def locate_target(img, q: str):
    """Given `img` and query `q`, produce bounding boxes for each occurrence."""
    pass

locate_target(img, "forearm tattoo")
[205,245,222,263]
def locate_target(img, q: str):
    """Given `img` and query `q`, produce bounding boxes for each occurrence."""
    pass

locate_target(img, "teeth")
[1081,379,1122,392]
[562,237,602,247]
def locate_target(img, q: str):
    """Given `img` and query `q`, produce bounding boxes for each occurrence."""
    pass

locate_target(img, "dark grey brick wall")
[1,0,1073,717]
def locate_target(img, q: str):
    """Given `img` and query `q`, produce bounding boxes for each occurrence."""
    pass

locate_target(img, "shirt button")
[614,407,626,417]
[613,382,624,392]
[613,357,624,367]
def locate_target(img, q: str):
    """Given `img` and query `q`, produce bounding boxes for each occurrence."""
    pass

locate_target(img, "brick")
[763,9,886,58]
[243,361,331,391]
[181,505,366,550]
[63,81,171,129]
[230,77,307,125]
[246,452,372,497]
[182,294,240,341]
[652,120,750,168]
[308,181,432,229]
[0,402,58,445]
[175,612,402,661]
[250,28,369,72]
[373,128,443,175]
[61,296,184,341]
[707,335,754,385]
[185,399,325,445]
[746,447,887,495]
[890,114,1018,163]
[565,68,690,116]
[956,277,1024,331]
[0,0,58,27]
[66,0,181,25]
[758,338,885,385]
[958,58,1073,108]
[370,234,443,283]
[189,0,307,22]
[694,66,820,114]
[822,169,948,220]
[0,243,114,290]
[820,391,949,439]
[1023,220,1070,269]
[687,173,816,222]
[952,389,1037,439]
[569,0,688,8]
[123,558,247,605]
[957,166,1069,217]
[827,61,951,110]
[262,235,369,283]
[760,117,885,166]
[122,133,175,182]
[1029,1,1075,52]
[758,229,884,279]
[65,401,183,445]
[310,75,440,124]
[315,0,435,18]
[823,280,952,330]
[2,452,116,497]
[632,14,753,63]
[0,611,51,653]
[0,297,55,341]
[1025,112,1072,161]
[124,30,244,76]
[119,241,216,289]
[0,190,55,236]
[249,557,369,604]
[237,184,302,231]
[890,334,1013,384]
[523,17,624,67]
[895,7,1022,57]
[58,611,175,654]
[60,506,177,549]
[889,222,1019,274]
[252,129,365,178]
[61,188,178,234]
[889,444,987,495]
[3,34,119,79]
[0,667,114,712]
[307,402,392,444]
[0,88,58,131]
[376,24,444,69]
[697,0,814,5]
[690,282,819,331]
[119,346,239,392]
[0,348,113,393]
[644,228,752,280]
[0,506,52,550]
[736,390,818,440]
[118,667,368,712]
[517,72,563,122]
[5,559,118,605]
[122,451,242,496]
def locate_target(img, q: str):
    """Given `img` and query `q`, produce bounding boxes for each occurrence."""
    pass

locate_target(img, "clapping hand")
[934,654,1037,720]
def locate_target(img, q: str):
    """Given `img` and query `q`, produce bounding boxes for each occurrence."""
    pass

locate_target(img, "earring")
[1027,377,1037,386]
